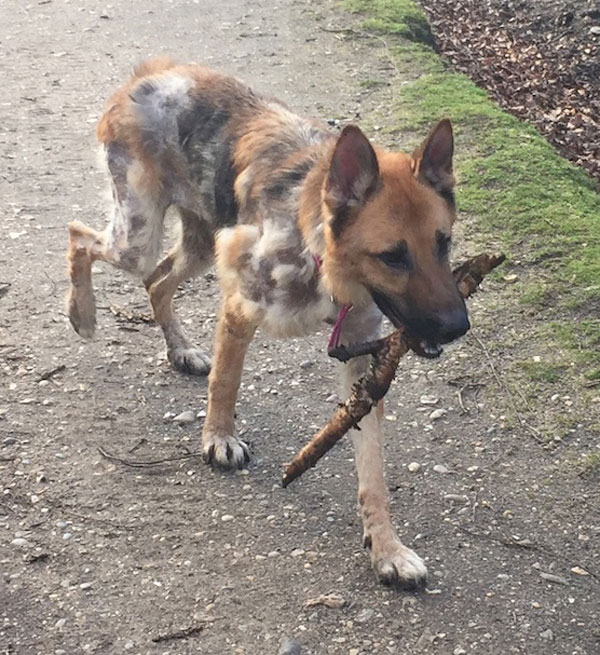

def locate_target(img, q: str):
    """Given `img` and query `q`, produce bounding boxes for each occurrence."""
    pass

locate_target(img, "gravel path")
[0,1,598,654]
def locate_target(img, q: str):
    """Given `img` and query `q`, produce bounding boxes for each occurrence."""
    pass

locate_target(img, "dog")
[66,57,469,589]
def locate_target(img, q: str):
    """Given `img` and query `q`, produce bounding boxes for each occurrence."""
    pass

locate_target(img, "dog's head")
[322,120,469,358]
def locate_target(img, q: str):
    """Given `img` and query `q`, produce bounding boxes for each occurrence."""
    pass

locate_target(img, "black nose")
[439,307,470,343]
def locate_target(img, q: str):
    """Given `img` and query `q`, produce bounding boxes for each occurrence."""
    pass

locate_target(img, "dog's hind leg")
[340,305,428,591]
[66,146,168,339]
[66,220,108,338]
[144,208,214,376]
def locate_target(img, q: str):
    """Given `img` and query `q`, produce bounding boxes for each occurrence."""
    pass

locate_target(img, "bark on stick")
[282,253,505,487]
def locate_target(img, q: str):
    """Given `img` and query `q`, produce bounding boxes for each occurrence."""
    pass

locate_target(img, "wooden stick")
[282,253,505,487]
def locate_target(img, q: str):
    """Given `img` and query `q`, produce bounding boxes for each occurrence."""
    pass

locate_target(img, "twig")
[37,364,66,382]
[473,334,543,442]
[152,625,204,643]
[282,253,505,486]
[319,26,401,77]
[97,445,201,468]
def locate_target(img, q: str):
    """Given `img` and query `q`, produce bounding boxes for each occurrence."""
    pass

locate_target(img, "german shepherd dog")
[66,58,469,589]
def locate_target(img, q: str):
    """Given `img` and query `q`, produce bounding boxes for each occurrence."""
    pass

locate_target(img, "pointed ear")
[413,119,455,201]
[325,125,380,221]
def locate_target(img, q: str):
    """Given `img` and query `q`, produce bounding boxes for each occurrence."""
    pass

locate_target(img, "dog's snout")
[439,306,470,343]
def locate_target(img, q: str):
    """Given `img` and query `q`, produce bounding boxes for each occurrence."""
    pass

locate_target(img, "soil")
[418,0,600,181]
[0,1,598,654]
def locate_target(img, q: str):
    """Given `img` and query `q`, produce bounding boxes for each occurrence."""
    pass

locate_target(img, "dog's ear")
[413,119,455,200]
[325,125,380,229]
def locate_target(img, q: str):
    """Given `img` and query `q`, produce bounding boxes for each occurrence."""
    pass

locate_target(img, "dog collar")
[312,253,353,350]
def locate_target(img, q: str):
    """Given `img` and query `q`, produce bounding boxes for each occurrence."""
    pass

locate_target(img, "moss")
[345,0,434,45]
[342,0,600,380]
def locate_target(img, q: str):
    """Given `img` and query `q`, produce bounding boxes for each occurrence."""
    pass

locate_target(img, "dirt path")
[0,1,598,654]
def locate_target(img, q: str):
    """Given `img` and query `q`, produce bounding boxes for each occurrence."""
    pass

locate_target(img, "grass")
[344,0,600,388]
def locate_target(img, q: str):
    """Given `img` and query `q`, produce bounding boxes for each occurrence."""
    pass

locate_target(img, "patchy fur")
[66,58,469,590]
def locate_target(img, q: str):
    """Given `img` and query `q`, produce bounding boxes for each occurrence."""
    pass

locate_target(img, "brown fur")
[67,60,469,590]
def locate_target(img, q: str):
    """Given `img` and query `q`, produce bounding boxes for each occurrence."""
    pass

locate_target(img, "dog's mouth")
[370,290,444,360]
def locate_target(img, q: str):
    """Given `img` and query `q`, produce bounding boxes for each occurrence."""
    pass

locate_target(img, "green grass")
[345,0,600,383]
[345,0,434,45]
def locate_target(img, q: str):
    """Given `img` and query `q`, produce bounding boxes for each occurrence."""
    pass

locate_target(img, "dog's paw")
[67,287,96,339]
[202,431,250,469]
[365,533,427,591]
[168,347,212,376]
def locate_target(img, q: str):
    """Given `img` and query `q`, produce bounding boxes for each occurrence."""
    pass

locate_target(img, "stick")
[282,253,505,487]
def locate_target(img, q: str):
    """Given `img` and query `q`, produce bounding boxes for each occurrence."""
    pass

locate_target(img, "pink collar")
[312,253,353,350]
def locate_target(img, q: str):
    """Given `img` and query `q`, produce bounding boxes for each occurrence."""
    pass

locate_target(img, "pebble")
[570,566,589,576]
[429,408,447,420]
[444,494,468,503]
[539,629,554,641]
[3,436,17,445]
[326,394,338,403]
[173,410,196,425]
[540,572,568,585]
[420,395,439,405]
[278,636,302,655]
[80,582,93,590]
[55,618,66,629]
[196,409,207,418]
[433,464,449,474]
[11,538,30,548]
[291,548,305,557]
[590,26,600,36]
[221,515,234,522]
[355,608,375,624]
[407,462,421,473]
[454,648,467,655]
[299,360,314,369]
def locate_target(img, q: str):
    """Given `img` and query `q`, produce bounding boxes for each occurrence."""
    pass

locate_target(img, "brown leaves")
[419,0,600,180]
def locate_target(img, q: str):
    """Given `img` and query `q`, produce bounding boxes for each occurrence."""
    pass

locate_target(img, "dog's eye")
[437,232,451,260]
[377,243,411,270]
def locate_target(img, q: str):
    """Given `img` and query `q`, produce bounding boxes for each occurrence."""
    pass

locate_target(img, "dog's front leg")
[340,306,428,590]
[202,297,256,469]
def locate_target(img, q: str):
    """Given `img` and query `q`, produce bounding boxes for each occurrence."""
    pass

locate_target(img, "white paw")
[67,287,96,339]
[168,347,212,376]
[366,534,428,590]
[202,431,250,469]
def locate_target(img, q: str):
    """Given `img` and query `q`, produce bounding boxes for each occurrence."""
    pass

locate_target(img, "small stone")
[433,464,449,474]
[55,618,66,629]
[420,395,439,405]
[326,394,338,403]
[299,360,314,369]
[355,608,375,624]
[291,548,305,557]
[570,566,589,576]
[453,647,467,655]
[407,462,421,473]
[539,629,554,641]
[173,410,196,425]
[444,494,468,503]
[267,550,279,558]
[3,436,17,445]
[278,636,302,655]
[11,538,30,548]
[540,572,568,585]
[590,26,600,36]
[79,582,93,590]
[196,409,207,418]
[429,408,447,420]
[221,514,234,522]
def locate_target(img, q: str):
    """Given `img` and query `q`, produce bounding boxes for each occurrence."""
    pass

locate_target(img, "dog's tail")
[97,56,177,144]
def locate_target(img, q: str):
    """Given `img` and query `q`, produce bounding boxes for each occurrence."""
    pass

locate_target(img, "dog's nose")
[439,307,470,343]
